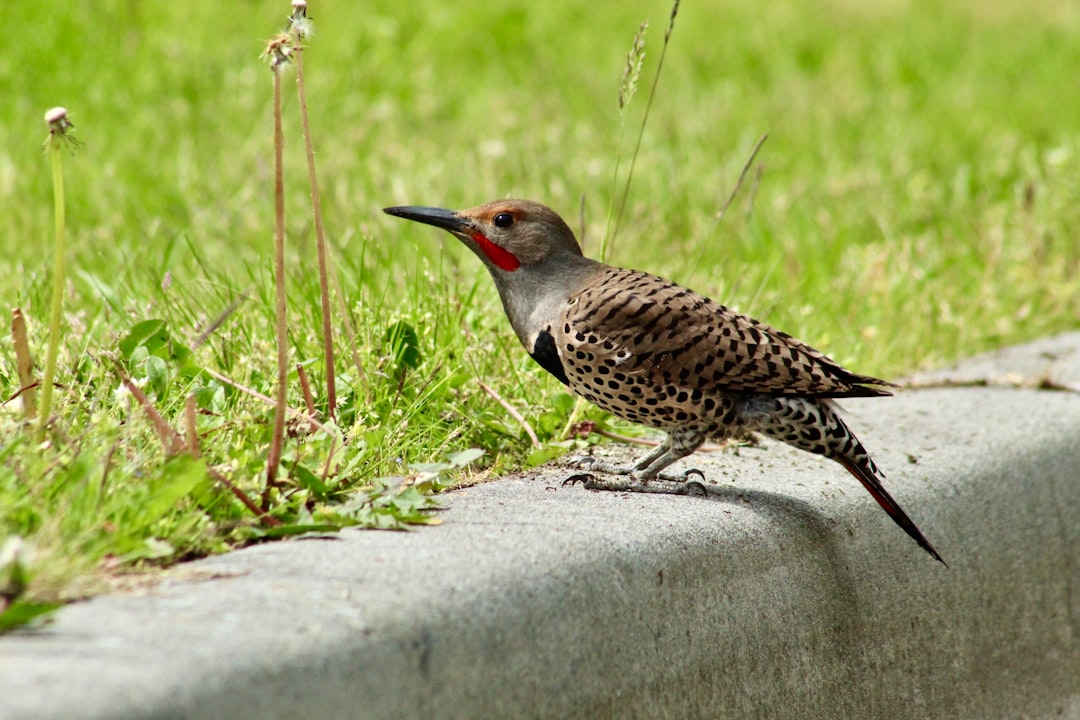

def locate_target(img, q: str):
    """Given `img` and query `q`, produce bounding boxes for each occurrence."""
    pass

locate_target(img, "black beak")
[383,205,470,233]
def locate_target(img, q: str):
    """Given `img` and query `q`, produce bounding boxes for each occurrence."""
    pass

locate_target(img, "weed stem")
[37,108,74,443]
[293,43,338,421]
[266,57,289,486]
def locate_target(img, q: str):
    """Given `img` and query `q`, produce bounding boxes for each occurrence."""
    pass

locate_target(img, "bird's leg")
[563,455,633,476]
[564,430,709,494]
[563,436,673,477]
[630,431,705,479]
[629,441,671,474]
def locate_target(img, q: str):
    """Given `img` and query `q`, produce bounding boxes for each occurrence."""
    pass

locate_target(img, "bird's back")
[554,266,893,418]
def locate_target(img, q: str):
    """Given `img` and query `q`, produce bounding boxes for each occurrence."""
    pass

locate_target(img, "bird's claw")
[562,473,595,487]
[676,479,708,497]
[560,457,709,494]
[562,455,632,476]
[655,467,707,483]
[565,455,598,470]
[563,473,712,497]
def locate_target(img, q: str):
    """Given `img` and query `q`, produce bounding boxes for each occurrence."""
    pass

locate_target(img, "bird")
[383,199,944,564]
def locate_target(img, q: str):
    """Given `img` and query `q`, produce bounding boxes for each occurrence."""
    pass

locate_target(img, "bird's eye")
[493,212,515,228]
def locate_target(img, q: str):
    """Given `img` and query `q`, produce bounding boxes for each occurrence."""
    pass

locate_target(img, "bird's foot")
[563,455,633,476]
[563,473,644,492]
[655,467,707,484]
[562,462,710,497]
[642,467,710,496]
[561,455,638,490]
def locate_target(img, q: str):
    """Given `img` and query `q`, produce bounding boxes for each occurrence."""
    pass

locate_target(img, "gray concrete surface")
[2,333,1079,720]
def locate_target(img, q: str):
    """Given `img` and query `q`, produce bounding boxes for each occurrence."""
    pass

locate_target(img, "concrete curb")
[3,333,1079,720]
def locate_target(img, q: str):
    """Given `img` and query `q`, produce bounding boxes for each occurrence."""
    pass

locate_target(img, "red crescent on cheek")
[470,231,522,271]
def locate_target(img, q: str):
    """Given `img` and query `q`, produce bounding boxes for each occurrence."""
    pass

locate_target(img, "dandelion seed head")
[289,0,314,40]
[43,106,79,151]
[291,17,314,41]
[264,33,294,70]
[44,107,68,125]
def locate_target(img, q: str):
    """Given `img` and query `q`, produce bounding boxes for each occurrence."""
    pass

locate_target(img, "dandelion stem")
[266,65,289,487]
[37,111,71,443]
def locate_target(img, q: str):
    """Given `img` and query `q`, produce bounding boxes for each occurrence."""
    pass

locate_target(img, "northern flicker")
[384,199,944,564]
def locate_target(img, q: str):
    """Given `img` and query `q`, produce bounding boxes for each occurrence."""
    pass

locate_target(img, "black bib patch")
[529,327,569,386]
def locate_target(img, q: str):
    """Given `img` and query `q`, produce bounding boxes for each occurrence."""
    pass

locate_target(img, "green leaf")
[252,524,343,540]
[119,319,167,361]
[550,392,577,414]
[292,462,330,501]
[118,319,192,366]
[0,601,61,633]
[142,355,170,397]
[525,444,567,467]
[138,456,208,526]
[385,320,422,371]
[446,448,485,468]
[75,269,124,314]
[409,462,451,474]
[192,382,226,413]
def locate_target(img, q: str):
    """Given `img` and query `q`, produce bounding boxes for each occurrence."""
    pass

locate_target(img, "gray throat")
[488,254,601,351]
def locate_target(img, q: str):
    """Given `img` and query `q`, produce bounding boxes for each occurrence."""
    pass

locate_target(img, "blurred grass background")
[1,0,1078,602]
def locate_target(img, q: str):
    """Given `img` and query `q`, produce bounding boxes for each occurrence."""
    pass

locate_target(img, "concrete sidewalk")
[2,334,1079,720]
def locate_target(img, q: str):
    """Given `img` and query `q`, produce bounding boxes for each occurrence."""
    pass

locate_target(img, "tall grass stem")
[294,47,338,421]
[609,0,680,255]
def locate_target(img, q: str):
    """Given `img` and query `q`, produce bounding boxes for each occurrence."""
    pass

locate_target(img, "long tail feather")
[836,455,946,566]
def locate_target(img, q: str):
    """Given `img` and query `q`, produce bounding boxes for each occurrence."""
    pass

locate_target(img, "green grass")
[2,0,1079,610]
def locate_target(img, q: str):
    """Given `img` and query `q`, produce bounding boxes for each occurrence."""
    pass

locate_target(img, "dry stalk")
[478,380,541,449]
[265,36,291,487]
[11,308,36,420]
[290,5,338,420]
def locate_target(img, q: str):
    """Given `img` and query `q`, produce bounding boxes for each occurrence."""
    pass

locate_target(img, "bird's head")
[383,199,583,273]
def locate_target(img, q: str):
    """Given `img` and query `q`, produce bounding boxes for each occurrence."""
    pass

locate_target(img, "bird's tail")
[823,410,946,565]
[834,453,945,565]
[754,396,945,565]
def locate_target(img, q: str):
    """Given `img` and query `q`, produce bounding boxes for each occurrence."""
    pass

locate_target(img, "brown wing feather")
[558,267,894,399]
